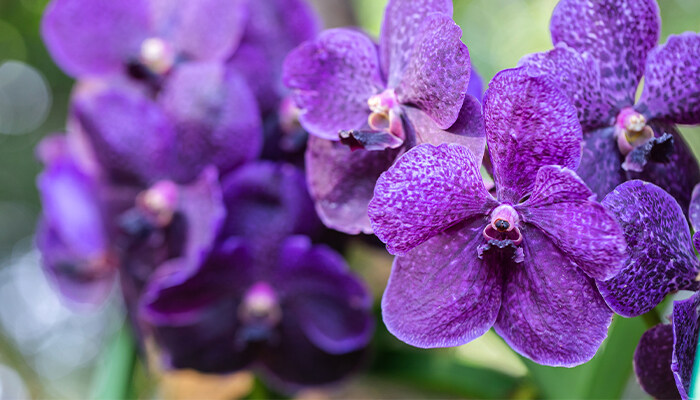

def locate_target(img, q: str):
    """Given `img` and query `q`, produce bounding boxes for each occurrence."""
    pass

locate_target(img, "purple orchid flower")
[35,132,226,308]
[367,68,627,366]
[518,0,700,210]
[70,62,262,185]
[42,0,247,83]
[283,0,486,234]
[634,292,700,400]
[595,180,700,317]
[140,235,373,392]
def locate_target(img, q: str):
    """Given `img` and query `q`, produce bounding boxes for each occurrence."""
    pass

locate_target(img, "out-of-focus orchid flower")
[42,0,247,84]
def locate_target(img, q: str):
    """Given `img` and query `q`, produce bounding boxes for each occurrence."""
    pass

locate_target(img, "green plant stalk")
[690,329,700,399]
[90,323,138,400]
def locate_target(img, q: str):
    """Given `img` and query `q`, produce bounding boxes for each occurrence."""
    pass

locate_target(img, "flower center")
[615,107,654,155]
[136,180,179,228]
[139,37,175,75]
[367,89,404,140]
[237,282,282,343]
[483,204,522,245]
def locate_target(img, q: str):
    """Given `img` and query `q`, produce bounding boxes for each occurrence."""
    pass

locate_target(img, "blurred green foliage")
[0,0,71,257]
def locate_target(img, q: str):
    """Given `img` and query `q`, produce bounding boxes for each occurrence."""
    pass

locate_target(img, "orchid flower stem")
[90,322,138,400]
[640,307,663,328]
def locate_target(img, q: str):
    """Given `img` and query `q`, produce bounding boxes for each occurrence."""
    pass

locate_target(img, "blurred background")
[0,0,698,398]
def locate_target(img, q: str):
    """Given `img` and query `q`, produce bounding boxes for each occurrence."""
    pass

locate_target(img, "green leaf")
[372,347,524,399]
[90,323,138,400]
[524,314,647,399]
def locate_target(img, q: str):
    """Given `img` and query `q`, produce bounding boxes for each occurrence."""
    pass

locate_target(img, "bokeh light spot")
[0,60,51,135]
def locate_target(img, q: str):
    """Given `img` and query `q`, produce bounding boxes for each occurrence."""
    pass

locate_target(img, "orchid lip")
[365,89,405,141]
[615,107,654,155]
[484,204,523,245]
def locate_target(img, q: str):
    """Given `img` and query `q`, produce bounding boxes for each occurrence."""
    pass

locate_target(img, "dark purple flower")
[140,236,373,392]
[367,68,626,366]
[42,0,247,81]
[71,62,262,184]
[220,161,320,246]
[634,292,700,400]
[518,0,700,210]
[117,166,226,298]
[596,180,700,317]
[283,0,485,234]
[35,129,227,307]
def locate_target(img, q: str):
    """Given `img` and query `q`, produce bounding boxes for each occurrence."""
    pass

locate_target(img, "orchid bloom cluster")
[33,0,700,396]
[36,0,374,392]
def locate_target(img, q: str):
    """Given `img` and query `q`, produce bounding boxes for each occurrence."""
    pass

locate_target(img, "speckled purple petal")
[494,228,612,367]
[275,237,373,354]
[153,0,247,61]
[259,312,367,393]
[549,0,660,106]
[637,33,700,125]
[381,217,501,348]
[229,0,319,112]
[369,143,496,255]
[221,162,319,247]
[577,127,625,201]
[671,292,700,400]
[597,181,700,317]
[628,122,700,214]
[41,0,151,77]
[518,44,614,130]
[305,136,400,235]
[158,62,262,182]
[282,29,383,140]
[484,68,582,203]
[516,166,626,281]
[404,94,486,162]
[394,13,469,129]
[379,0,452,87]
[72,86,176,185]
[634,324,679,400]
